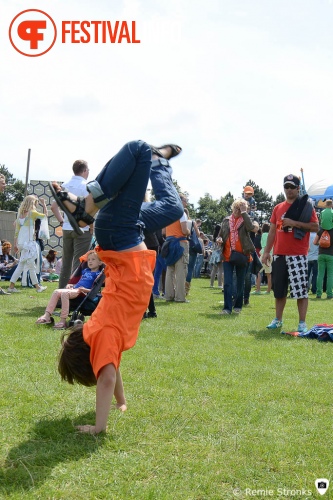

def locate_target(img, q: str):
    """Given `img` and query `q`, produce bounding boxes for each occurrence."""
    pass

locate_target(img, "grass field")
[0,278,332,500]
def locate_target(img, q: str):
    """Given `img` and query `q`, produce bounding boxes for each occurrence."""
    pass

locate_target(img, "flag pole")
[24,148,31,196]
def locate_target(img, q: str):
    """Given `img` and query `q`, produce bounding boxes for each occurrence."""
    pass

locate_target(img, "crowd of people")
[2,153,332,434]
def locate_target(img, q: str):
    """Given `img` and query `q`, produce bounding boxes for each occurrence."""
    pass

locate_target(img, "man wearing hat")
[261,174,318,333]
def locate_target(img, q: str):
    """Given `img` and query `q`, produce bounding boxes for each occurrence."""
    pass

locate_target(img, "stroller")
[57,254,106,327]
[68,268,105,327]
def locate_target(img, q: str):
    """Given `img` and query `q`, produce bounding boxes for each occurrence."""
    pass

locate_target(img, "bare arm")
[77,363,116,434]
[39,197,48,216]
[282,218,319,233]
[181,221,190,237]
[193,221,200,237]
[261,224,276,265]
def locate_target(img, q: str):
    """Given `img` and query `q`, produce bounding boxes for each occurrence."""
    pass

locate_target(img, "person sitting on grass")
[36,250,102,329]
[41,249,58,281]
[0,241,18,280]
[51,141,183,434]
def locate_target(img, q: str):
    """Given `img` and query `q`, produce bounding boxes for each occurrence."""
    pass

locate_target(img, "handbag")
[319,230,331,248]
[189,222,202,254]
[39,216,50,240]
[229,250,248,267]
[209,248,221,265]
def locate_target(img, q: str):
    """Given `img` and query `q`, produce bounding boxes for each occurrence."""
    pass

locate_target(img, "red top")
[270,201,318,256]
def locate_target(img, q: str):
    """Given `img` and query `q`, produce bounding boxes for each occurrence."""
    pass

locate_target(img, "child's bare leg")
[37,289,62,323]
[76,363,116,434]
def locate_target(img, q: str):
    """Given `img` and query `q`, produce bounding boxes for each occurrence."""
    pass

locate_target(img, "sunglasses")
[284,184,298,190]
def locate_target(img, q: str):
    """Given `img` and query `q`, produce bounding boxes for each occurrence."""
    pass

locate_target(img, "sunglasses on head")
[284,184,297,190]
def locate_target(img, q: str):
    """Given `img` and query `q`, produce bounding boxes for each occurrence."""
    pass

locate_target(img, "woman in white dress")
[8,195,48,293]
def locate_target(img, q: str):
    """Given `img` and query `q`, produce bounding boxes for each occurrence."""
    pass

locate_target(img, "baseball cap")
[283,174,300,187]
[243,185,254,194]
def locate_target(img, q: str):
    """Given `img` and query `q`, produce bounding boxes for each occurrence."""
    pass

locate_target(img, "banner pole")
[24,148,31,196]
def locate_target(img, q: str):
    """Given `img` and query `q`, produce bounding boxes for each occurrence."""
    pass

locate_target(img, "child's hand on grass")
[76,425,99,434]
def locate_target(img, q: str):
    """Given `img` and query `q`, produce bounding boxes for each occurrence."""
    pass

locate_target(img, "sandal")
[53,321,67,330]
[49,182,95,236]
[36,316,54,325]
[150,144,182,160]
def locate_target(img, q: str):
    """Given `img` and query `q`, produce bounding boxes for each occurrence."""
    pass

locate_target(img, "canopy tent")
[307,179,333,207]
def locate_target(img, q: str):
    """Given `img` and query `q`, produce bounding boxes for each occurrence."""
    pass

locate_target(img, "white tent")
[307,179,333,207]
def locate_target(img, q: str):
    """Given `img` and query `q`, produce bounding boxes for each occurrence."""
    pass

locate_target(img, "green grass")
[0,279,332,499]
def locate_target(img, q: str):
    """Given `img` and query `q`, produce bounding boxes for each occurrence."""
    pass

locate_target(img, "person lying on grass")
[53,140,183,434]
[36,250,102,329]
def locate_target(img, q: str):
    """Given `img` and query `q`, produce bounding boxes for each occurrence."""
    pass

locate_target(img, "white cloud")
[1,0,333,214]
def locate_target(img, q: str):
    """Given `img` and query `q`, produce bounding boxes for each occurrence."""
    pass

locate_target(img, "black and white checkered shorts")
[272,255,308,299]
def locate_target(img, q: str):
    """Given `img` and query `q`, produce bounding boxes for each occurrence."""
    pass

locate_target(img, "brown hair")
[46,250,57,263]
[72,160,88,176]
[2,241,12,250]
[58,325,96,387]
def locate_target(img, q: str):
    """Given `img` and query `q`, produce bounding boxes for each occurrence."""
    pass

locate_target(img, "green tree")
[195,193,233,234]
[150,178,196,218]
[274,193,285,206]
[0,165,25,211]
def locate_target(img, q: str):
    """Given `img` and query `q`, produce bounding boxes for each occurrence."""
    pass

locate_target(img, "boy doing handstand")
[36,250,102,329]
[51,141,183,434]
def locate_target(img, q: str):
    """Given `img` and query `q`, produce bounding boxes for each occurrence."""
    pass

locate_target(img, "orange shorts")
[83,248,156,378]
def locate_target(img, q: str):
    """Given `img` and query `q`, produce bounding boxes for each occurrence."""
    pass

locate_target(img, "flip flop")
[53,321,67,330]
[49,182,95,236]
[150,144,182,159]
[36,316,54,325]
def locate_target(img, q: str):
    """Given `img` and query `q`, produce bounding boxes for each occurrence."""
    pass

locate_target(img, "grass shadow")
[248,328,296,342]
[3,306,48,317]
[0,412,107,495]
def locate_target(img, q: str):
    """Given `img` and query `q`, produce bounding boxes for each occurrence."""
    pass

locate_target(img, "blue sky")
[1,0,333,206]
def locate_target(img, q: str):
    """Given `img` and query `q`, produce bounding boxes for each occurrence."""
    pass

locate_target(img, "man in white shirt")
[51,160,92,288]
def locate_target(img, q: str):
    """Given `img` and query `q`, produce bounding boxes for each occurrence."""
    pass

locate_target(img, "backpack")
[319,230,331,248]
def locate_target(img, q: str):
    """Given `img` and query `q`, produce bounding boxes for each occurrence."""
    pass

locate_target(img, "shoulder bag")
[189,222,202,254]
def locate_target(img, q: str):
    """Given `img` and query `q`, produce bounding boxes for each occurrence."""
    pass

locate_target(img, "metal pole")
[300,168,306,194]
[24,148,31,196]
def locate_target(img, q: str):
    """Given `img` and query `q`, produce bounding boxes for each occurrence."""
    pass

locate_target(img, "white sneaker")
[36,286,47,293]
[8,287,20,293]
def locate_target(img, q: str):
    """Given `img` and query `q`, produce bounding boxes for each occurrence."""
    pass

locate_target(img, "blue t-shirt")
[74,268,100,289]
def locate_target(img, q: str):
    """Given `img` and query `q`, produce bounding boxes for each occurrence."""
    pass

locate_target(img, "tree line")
[0,165,25,211]
[180,180,285,235]
[0,165,284,234]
